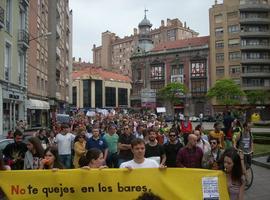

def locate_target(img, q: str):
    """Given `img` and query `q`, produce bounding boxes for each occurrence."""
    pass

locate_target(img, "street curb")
[252,159,270,169]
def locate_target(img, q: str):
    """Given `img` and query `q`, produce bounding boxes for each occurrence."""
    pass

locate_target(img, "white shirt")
[120,158,159,169]
[197,139,211,154]
[55,133,75,155]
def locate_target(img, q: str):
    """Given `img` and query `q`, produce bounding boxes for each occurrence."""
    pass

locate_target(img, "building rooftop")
[72,63,131,83]
[151,36,210,52]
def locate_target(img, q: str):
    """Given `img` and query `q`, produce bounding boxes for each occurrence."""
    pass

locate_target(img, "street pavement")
[245,165,270,200]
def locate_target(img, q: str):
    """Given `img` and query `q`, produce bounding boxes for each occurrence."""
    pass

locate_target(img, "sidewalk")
[252,155,270,169]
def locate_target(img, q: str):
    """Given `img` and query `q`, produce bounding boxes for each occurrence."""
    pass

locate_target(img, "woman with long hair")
[73,133,86,168]
[222,148,245,200]
[79,148,107,169]
[24,137,44,169]
[39,147,64,169]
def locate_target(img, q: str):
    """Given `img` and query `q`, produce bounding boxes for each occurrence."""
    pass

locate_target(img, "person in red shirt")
[180,116,192,145]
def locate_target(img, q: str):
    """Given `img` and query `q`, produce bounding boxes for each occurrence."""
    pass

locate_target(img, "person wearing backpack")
[234,122,254,168]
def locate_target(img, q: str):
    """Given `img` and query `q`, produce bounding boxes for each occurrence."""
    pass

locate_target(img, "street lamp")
[29,32,52,42]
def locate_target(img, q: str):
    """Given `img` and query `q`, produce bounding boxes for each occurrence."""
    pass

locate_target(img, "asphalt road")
[245,165,270,200]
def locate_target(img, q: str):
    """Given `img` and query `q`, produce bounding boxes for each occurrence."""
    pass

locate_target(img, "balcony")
[18,29,29,50]
[241,43,270,50]
[240,31,270,37]
[239,0,270,11]
[4,68,9,81]
[241,72,270,77]
[0,6,4,29]
[19,0,29,8]
[240,17,270,25]
[241,58,270,64]
[242,82,269,90]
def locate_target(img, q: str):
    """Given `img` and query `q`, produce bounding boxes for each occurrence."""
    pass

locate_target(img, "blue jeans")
[59,154,72,169]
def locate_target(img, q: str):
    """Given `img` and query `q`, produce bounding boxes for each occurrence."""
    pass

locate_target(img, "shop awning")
[27,99,50,110]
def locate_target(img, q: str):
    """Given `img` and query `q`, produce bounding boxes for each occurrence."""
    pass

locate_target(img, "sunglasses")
[210,142,217,144]
[169,135,176,137]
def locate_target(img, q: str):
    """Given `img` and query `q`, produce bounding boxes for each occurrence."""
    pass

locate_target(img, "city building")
[130,34,211,115]
[209,0,270,108]
[47,0,72,118]
[72,62,131,109]
[27,0,50,129]
[0,0,29,135]
[92,17,198,75]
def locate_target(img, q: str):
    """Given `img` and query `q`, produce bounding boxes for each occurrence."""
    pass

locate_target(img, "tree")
[207,79,245,106]
[158,82,188,114]
[246,90,270,105]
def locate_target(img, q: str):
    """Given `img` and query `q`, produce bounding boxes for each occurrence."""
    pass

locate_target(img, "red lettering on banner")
[11,185,26,195]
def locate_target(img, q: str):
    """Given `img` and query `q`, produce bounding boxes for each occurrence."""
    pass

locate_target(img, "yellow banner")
[0,168,229,200]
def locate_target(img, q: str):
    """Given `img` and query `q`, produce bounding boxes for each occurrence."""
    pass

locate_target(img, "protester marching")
[0,109,255,200]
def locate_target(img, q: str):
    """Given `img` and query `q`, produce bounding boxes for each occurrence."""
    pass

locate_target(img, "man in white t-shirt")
[120,138,160,169]
[55,124,75,169]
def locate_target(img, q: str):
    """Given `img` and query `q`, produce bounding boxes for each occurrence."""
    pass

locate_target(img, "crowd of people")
[0,110,254,200]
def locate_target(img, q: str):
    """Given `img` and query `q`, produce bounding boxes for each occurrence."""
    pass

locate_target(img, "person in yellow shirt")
[208,122,225,149]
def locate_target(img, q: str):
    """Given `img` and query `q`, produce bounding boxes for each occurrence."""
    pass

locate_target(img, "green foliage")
[158,82,187,104]
[207,79,245,105]
[246,90,270,105]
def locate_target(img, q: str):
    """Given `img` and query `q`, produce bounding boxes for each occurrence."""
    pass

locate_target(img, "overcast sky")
[69,0,215,63]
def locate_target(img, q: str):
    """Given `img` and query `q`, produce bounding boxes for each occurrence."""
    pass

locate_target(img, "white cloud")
[70,0,214,62]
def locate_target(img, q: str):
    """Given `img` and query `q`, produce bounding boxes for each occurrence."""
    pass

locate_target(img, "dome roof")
[138,16,152,27]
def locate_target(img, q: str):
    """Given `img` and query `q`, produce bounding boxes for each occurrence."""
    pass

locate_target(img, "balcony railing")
[18,29,29,50]
[4,68,9,81]
[239,0,270,11]
[0,6,4,29]
[19,0,29,7]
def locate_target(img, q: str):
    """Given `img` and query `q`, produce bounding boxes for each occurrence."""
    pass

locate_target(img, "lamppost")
[29,32,52,42]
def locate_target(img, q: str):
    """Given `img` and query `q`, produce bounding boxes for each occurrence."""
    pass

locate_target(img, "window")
[6,0,12,33]
[95,80,103,108]
[215,41,224,48]
[72,87,77,106]
[229,52,241,60]
[228,25,240,33]
[191,80,207,94]
[216,53,224,62]
[191,62,206,77]
[215,27,223,36]
[37,76,40,90]
[151,65,164,80]
[83,80,91,108]
[105,87,116,107]
[229,39,240,47]
[216,66,224,77]
[229,65,241,76]
[171,64,184,75]
[137,69,142,80]
[18,53,25,85]
[167,29,176,41]
[215,14,223,23]
[4,43,11,81]
[118,88,128,106]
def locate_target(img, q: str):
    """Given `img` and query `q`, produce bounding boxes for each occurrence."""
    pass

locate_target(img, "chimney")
[79,57,81,63]
[184,22,186,28]
[93,44,96,48]
[167,18,171,26]
[133,28,138,35]
[72,57,75,62]
[215,0,217,5]
[161,20,164,27]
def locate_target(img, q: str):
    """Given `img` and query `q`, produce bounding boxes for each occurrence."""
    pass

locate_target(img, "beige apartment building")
[0,0,29,135]
[209,0,270,106]
[93,18,199,75]
[27,0,72,128]
[47,0,72,119]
